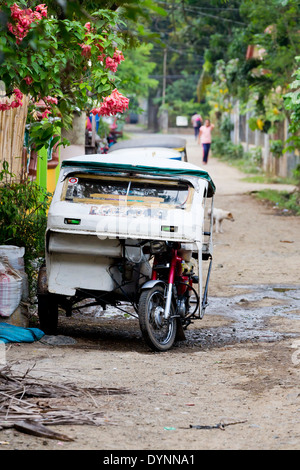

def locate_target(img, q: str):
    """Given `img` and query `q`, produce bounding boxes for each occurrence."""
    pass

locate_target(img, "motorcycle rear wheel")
[138,286,177,352]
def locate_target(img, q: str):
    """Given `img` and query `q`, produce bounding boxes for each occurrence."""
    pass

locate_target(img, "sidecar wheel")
[138,286,177,352]
[38,293,58,335]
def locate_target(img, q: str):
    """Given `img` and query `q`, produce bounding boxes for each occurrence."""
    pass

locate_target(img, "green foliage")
[0,161,52,288]
[211,115,263,172]
[248,146,263,166]
[284,56,300,151]
[155,72,210,126]
[140,0,243,122]
[292,164,300,191]
[28,120,69,152]
[255,188,300,215]
[164,73,198,104]
[96,118,110,139]
[219,115,234,140]
[173,0,300,145]
[229,0,300,135]
[0,1,131,147]
[211,137,244,161]
[197,59,213,102]
[117,43,159,99]
[270,139,284,158]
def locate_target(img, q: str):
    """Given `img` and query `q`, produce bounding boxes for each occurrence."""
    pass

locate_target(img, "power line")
[149,74,200,78]
[151,45,205,59]
[158,1,240,11]
[157,1,246,26]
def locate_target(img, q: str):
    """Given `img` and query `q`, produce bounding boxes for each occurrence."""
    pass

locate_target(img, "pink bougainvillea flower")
[103,49,124,73]
[35,4,47,17]
[97,53,105,62]
[79,43,92,57]
[102,49,124,73]
[13,88,23,100]
[8,3,47,43]
[0,88,23,111]
[41,108,51,119]
[91,89,129,117]
[10,99,22,108]
[44,96,58,105]
[105,56,118,73]
[0,103,11,111]
[24,76,33,85]
[113,49,124,65]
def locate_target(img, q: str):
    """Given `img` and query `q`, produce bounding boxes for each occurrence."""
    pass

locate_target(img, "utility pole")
[162,48,167,106]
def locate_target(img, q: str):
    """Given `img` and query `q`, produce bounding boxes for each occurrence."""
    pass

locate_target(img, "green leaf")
[49,135,60,149]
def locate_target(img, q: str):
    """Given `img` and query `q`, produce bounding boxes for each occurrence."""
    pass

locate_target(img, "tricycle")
[37,149,216,351]
[108,135,188,161]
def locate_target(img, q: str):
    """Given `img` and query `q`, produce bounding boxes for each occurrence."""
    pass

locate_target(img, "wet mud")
[185,284,300,348]
[51,282,300,352]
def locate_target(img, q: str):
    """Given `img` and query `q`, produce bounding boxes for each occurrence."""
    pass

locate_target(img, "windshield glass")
[63,175,192,209]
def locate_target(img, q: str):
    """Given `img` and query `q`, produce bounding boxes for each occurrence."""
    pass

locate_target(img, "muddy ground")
[1,132,300,451]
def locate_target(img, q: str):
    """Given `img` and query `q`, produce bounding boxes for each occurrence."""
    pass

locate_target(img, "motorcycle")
[37,148,215,352]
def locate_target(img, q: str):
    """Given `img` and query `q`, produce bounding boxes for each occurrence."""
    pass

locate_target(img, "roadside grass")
[227,158,262,176]
[242,174,297,185]
[211,138,299,215]
[253,189,300,215]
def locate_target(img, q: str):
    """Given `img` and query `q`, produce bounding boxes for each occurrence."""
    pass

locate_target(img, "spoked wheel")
[138,286,177,352]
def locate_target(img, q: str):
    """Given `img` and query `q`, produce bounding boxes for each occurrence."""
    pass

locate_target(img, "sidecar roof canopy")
[61,150,216,196]
[108,136,186,152]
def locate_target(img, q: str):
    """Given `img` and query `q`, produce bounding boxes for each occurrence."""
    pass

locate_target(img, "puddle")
[185,284,300,347]
[69,284,300,348]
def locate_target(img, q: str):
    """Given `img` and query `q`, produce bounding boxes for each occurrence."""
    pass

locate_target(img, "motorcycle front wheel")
[138,286,177,352]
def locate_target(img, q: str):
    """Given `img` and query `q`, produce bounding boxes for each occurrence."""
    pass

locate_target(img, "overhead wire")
[156,1,246,26]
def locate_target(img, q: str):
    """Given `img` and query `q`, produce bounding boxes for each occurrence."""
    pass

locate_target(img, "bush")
[211,137,244,160]
[0,161,52,294]
[255,189,300,215]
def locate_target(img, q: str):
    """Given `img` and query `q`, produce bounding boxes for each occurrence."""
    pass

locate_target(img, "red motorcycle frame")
[138,241,211,351]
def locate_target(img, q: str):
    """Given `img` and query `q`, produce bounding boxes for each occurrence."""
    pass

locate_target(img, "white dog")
[208,208,234,233]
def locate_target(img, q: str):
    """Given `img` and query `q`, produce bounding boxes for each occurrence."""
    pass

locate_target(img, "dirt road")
[1,133,300,451]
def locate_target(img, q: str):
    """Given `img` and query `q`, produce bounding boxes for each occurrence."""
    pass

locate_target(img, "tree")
[1,2,132,148]
[136,0,244,127]
[117,43,158,101]
[224,0,300,131]
[284,56,300,151]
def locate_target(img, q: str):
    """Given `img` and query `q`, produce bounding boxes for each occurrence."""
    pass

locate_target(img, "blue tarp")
[0,323,45,344]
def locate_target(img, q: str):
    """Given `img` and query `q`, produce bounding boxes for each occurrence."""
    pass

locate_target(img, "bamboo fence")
[0,94,30,181]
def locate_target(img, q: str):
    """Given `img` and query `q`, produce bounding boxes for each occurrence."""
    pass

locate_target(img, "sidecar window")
[64,176,128,202]
[63,175,191,208]
[128,181,189,207]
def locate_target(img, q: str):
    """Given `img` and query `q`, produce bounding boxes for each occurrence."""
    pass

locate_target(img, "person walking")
[191,112,202,141]
[198,119,214,164]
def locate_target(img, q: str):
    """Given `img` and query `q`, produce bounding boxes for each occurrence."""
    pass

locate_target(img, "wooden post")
[0,94,29,181]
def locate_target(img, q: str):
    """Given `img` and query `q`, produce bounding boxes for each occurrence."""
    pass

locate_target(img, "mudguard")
[140,280,166,290]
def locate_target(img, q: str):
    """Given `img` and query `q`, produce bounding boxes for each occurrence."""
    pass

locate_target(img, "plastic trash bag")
[0,322,44,343]
[0,245,28,300]
[0,260,23,317]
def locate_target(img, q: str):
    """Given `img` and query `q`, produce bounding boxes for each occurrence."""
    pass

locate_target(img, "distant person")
[198,119,215,164]
[191,112,202,140]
